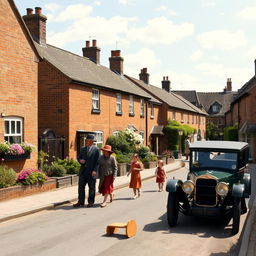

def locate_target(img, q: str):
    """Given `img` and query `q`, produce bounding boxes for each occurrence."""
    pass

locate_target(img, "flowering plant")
[17,169,48,185]
[123,128,143,145]
[162,150,172,158]
[0,142,35,155]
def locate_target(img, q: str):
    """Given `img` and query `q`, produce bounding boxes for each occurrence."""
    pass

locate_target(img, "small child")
[155,160,167,192]
[127,154,143,199]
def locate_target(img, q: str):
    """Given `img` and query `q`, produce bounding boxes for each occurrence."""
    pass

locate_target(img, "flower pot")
[2,152,31,161]
[51,175,72,188]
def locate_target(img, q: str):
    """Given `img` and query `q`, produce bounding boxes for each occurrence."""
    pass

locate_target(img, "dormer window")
[211,102,222,114]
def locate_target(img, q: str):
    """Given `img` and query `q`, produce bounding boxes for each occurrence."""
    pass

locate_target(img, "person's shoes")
[87,203,94,208]
[133,195,137,199]
[101,203,107,208]
[73,202,84,208]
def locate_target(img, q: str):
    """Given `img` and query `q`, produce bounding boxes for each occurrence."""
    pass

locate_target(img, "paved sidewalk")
[0,160,183,223]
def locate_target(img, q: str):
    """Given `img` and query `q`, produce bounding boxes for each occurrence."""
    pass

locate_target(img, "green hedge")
[0,165,16,188]
[224,124,238,141]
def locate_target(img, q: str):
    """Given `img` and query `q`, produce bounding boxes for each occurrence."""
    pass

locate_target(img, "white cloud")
[127,17,194,45]
[238,6,256,20]
[190,50,203,61]
[201,0,216,7]
[198,30,247,50]
[44,3,61,12]
[48,16,136,47]
[124,48,161,78]
[118,0,133,5]
[48,4,93,22]
[155,5,176,16]
[94,1,101,6]
[195,62,251,88]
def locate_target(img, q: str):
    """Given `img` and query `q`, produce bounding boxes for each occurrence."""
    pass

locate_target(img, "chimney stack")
[139,68,149,84]
[82,39,101,64]
[162,76,171,92]
[109,50,124,75]
[23,7,47,44]
[226,78,232,92]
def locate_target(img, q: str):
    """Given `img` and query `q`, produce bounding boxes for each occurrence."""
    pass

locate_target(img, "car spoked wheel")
[232,198,241,235]
[167,192,179,227]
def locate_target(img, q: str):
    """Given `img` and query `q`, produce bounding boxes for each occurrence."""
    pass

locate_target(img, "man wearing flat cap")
[73,134,100,208]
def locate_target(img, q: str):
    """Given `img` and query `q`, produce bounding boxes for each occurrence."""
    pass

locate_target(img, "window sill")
[129,113,135,117]
[91,109,101,114]
[140,114,144,118]
[150,116,154,119]
[116,112,122,116]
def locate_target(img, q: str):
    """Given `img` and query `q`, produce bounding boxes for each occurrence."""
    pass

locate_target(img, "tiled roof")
[172,90,201,107]
[126,76,206,115]
[35,43,160,103]
[197,91,237,115]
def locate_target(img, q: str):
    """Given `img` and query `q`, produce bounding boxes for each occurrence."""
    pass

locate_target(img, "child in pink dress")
[155,160,167,192]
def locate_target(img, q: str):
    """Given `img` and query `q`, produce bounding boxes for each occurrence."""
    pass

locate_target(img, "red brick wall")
[68,84,148,158]
[38,60,70,154]
[0,0,38,171]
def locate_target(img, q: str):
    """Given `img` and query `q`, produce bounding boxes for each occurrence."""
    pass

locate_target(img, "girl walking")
[127,154,143,199]
[155,159,167,192]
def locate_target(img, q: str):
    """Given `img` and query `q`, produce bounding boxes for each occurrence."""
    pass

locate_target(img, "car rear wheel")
[167,192,179,227]
[232,198,241,235]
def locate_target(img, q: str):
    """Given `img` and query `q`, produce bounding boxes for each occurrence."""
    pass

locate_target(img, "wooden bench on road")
[106,220,137,238]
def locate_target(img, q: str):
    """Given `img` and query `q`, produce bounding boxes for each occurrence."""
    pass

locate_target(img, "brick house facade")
[0,0,39,171]
[226,63,256,162]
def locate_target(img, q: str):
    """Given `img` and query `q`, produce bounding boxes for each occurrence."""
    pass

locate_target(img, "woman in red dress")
[127,154,143,199]
[155,159,167,192]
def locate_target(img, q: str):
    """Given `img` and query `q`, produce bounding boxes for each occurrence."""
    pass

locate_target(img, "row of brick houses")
[225,61,256,162]
[173,79,237,138]
[0,0,206,172]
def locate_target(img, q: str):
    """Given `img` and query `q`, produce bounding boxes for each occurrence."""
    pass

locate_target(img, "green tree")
[206,122,219,140]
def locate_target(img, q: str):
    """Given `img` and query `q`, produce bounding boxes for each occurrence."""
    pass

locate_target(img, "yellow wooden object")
[106,220,137,238]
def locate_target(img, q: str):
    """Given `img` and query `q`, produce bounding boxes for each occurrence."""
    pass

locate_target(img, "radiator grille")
[195,178,217,206]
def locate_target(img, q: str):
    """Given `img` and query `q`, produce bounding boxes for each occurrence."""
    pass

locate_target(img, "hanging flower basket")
[2,152,31,161]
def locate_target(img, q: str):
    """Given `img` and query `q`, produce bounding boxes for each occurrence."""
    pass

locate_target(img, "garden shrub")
[17,169,47,185]
[52,158,80,175]
[0,165,16,188]
[115,153,131,163]
[48,162,66,177]
[224,124,238,141]
[136,146,150,160]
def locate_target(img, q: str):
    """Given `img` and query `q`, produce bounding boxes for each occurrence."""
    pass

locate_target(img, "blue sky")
[15,0,256,91]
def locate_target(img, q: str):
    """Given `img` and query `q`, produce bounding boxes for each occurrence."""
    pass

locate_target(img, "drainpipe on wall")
[145,102,148,146]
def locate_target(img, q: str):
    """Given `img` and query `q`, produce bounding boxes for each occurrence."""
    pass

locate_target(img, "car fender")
[232,183,245,198]
[242,173,251,198]
[166,179,183,193]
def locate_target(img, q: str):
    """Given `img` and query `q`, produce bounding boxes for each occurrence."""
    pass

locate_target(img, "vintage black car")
[166,141,251,234]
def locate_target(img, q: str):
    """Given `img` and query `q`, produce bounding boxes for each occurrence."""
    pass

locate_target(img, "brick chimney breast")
[139,68,149,84]
[226,78,232,92]
[109,50,124,75]
[162,76,171,92]
[82,39,101,64]
[23,7,47,45]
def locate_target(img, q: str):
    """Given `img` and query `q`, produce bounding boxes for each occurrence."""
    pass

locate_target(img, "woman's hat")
[101,145,113,153]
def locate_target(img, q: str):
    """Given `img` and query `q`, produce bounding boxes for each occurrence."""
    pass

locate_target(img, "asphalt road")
[0,164,253,256]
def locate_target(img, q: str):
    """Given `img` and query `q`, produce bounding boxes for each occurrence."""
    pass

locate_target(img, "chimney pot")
[163,76,165,81]
[26,8,33,15]
[86,41,90,48]
[162,75,171,92]
[92,39,97,47]
[111,50,121,57]
[35,7,42,14]
[166,76,169,80]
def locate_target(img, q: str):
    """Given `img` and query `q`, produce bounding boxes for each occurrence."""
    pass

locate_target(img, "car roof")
[190,140,249,151]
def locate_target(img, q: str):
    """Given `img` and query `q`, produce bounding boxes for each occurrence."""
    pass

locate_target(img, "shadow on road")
[101,233,128,240]
[143,212,237,239]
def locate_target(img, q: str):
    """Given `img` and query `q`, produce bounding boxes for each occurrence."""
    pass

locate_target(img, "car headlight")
[182,180,195,194]
[216,182,229,196]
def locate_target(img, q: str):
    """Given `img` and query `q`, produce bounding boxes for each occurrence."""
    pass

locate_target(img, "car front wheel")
[167,192,179,227]
[232,198,241,235]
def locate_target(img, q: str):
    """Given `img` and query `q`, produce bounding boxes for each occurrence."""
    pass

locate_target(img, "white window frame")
[139,131,145,144]
[129,95,134,114]
[116,93,122,113]
[140,99,145,116]
[94,131,103,148]
[4,117,23,143]
[172,111,176,120]
[150,103,154,118]
[92,89,100,110]
[113,131,120,136]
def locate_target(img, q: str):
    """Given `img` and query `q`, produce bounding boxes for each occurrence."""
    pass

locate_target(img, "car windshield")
[191,151,238,171]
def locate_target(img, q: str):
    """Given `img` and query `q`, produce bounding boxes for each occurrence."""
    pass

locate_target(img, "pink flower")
[10,144,25,155]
